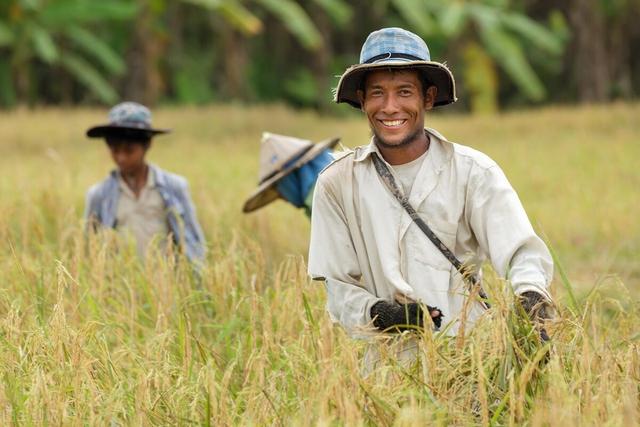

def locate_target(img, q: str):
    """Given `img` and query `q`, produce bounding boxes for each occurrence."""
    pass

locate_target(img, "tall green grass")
[0,104,638,424]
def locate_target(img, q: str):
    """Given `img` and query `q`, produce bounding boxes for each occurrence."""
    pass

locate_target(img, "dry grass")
[0,103,638,425]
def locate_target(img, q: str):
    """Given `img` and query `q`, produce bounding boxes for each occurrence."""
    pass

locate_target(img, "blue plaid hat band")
[364,52,423,64]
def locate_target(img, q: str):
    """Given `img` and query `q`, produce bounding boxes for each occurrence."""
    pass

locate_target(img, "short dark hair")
[358,68,434,98]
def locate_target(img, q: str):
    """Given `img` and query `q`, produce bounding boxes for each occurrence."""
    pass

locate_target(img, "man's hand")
[519,291,552,342]
[370,300,443,332]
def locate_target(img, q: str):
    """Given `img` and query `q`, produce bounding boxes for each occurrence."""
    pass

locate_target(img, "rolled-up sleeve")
[308,175,381,331]
[467,164,553,299]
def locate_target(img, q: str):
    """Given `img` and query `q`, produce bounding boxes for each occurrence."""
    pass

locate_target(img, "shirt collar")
[353,139,381,162]
[353,128,452,172]
[149,164,167,188]
[116,165,155,196]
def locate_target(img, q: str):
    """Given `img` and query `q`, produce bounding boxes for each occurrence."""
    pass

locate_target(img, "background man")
[308,28,553,344]
[84,102,206,263]
[243,132,340,217]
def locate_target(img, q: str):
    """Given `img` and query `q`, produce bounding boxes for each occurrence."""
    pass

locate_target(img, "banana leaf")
[255,0,323,50]
[64,26,125,75]
[60,53,117,103]
[312,0,352,28]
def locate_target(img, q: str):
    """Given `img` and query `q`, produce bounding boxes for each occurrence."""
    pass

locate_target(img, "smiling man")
[84,102,206,264]
[308,28,553,366]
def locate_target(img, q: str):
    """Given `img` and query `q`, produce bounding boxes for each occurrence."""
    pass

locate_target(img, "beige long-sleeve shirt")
[308,128,553,337]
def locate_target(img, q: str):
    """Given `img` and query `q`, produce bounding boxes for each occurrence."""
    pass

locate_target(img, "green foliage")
[39,0,138,24]
[177,0,333,106]
[30,24,59,63]
[501,11,564,55]
[283,68,319,106]
[0,22,14,46]
[479,20,546,100]
[0,0,137,106]
[59,54,118,103]
[312,0,352,28]
[64,26,126,75]
[183,0,263,35]
[173,57,216,104]
[465,3,562,101]
[387,1,566,106]
[0,62,16,106]
[1,0,637,109]
[254,0,323,50]
[391,0,438,37]
[438,2,467,37]
[462,41,498,113]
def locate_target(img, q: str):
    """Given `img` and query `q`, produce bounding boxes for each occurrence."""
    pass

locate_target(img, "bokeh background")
[1,0,639,112]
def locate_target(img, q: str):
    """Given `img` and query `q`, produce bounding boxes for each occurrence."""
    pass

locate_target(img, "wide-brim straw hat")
[243,132,340,213]
[87,101,170,139]
[334,27,457,109]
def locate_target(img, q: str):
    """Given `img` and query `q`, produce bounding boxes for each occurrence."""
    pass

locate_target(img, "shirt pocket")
[408,216,458,272]
[403,217,458,309]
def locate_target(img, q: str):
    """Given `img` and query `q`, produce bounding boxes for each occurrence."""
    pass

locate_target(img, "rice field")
[0,103,638,425]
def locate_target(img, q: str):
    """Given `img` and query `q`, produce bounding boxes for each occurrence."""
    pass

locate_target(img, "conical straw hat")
[243,132,340,213]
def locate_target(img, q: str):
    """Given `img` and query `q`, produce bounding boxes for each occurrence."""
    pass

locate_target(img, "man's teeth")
[382,120,405,126]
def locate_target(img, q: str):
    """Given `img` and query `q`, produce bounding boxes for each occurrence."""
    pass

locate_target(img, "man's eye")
[369,90,383,97]
[399,89,413,96]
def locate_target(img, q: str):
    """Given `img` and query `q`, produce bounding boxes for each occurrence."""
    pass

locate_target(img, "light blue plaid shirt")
[84,164,206,262]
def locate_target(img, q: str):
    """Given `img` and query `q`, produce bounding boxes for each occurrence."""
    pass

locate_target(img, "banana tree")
[390,0,567,111]
[178,0,352,103]
[0,0,137,106]
[183,0,348,48]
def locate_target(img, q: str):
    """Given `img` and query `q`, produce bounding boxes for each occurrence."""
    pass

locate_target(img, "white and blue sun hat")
[86,101,170,139]
[334,27,457,109]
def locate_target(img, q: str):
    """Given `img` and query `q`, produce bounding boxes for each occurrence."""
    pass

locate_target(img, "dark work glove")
[519,291,552,343]
[370,300,443,332]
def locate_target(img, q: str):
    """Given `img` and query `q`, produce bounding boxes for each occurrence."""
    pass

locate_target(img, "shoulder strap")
[371,152,490,308]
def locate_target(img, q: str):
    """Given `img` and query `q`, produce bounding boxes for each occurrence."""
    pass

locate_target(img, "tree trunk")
[309,4,331,111]
[123,0,165,105]
[608,20,632,99]
[606,1,640,99]
[568,0,610,102]
[217,22,248,100]
[166,1,183,100]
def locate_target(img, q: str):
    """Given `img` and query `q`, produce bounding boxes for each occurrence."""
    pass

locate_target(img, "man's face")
[357,69,436,148]
[107,138,149,175]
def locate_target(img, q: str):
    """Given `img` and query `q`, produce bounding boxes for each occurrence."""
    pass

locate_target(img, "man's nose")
[114,152,126,164]
[381,93,400,114]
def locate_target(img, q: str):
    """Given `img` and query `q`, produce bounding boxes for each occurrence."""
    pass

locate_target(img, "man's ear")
[356,89,365,111]
[424,86,437,110]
